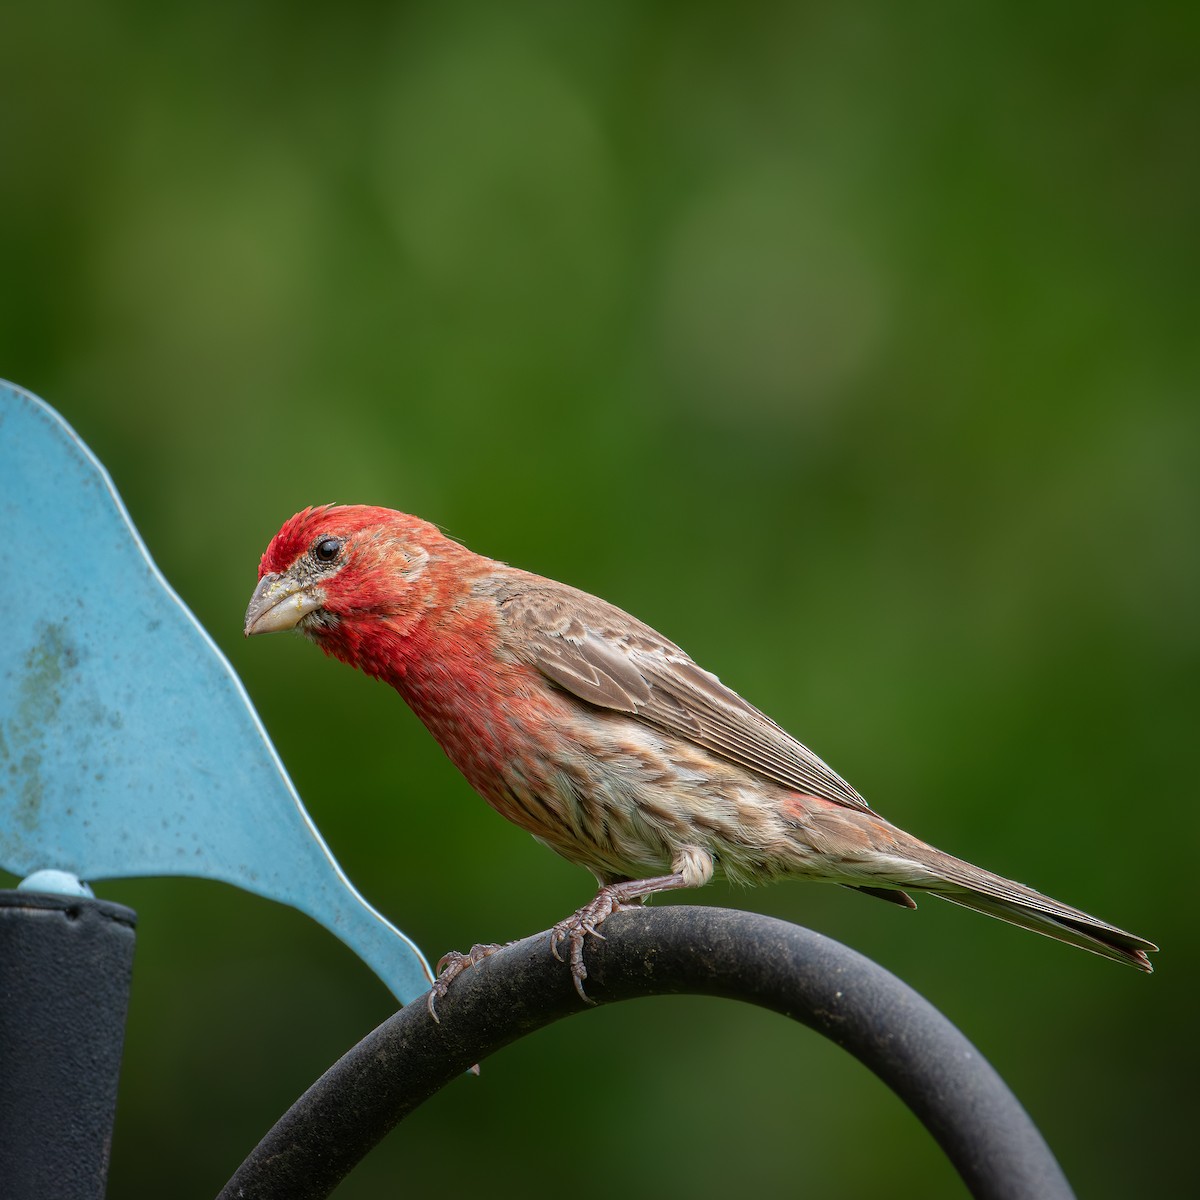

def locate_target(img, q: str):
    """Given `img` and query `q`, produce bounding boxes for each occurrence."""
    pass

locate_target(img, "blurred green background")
[1,2,1195,1196]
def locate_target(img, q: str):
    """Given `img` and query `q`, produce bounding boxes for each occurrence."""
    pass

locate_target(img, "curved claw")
[427,942,509,1023]
[550,886,634,1004]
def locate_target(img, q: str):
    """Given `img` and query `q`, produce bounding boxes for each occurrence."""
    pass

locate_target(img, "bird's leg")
[552,847,713,1003]
[427,941,518,1022]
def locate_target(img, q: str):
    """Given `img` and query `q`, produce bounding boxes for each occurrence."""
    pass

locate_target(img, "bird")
[244,504,1156,1004]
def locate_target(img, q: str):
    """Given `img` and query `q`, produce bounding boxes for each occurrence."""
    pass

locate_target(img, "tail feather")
[933,889,1155,972]
[844,883,918,909]
[913,852,1157,972]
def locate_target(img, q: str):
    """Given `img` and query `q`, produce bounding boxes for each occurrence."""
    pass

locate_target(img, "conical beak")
[244,573,324,636]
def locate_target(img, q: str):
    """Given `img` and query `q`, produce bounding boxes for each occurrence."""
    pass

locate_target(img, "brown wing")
[496,577,874,814]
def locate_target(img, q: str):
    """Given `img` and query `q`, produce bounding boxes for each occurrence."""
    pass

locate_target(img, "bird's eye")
[314,536,344,564]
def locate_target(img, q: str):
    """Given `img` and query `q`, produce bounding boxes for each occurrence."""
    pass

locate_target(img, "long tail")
[906,846,1157,972]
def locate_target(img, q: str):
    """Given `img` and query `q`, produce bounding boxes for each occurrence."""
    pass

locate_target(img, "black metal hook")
[217,905,1075,1200]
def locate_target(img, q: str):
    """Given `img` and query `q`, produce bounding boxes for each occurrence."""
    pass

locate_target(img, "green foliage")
[1,3,1194,1197]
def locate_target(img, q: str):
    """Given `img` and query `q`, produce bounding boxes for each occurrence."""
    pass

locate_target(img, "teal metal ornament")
[0,380,433,1006]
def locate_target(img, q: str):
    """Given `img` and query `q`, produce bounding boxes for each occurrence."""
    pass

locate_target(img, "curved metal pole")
[217,906,1075,1200]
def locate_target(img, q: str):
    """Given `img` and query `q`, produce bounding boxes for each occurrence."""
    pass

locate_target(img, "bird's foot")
[550,886,640,1004]
[427,942,511,1023]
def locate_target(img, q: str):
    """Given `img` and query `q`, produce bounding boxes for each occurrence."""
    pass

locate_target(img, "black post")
[0,891,136,1200]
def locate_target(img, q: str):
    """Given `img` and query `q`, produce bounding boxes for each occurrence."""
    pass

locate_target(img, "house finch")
[245,505,1156,1003]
